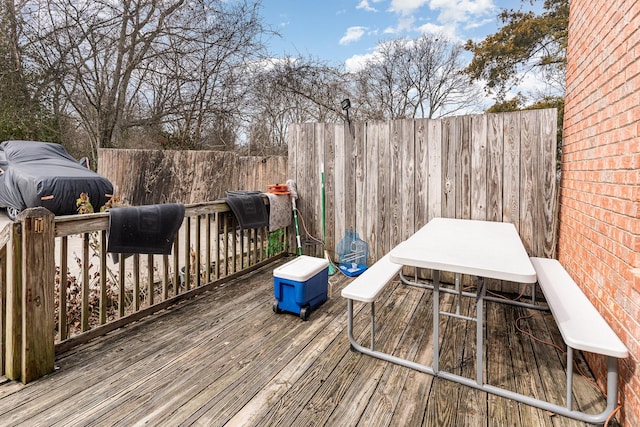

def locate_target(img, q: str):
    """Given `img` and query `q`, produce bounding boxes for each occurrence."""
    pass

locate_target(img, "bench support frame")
[345,271,621,425]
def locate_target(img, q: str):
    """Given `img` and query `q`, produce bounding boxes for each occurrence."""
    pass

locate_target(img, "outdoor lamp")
[341,98,351,123]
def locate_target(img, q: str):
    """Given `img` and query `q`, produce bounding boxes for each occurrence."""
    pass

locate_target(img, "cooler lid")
[273,255,329,281]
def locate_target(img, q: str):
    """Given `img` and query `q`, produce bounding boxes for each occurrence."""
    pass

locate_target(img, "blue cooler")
[273,256,329,320]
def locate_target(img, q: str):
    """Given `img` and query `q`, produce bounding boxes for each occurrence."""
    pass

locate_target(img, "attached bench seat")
[342,254,629,424]
[530,257,628,358]
[341,253,403,303]
[530,257,628,421]
[341,253,403,351]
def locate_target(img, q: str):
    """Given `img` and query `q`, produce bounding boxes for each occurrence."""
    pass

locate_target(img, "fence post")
[20,207,56,383]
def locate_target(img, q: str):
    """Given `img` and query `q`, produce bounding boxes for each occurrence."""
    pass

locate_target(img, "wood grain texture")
[290,110,557,264]
[21,209,56,382]
[471,115,488,221]
[426,119,442,224]
[98,149,287,206]
[0,260,607,426]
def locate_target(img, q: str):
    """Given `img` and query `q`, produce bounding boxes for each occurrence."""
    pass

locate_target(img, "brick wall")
[561,0,639,425]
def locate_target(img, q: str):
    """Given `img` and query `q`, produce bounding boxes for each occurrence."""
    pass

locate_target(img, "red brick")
[563,1,639,424]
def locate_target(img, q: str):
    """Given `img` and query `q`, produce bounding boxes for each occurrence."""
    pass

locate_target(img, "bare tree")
[354,35,482,120]
[245,56,350,153]
[150,0,266,150]
[0,0,61,143]
[20,0,268,162]
[10,1,482,160]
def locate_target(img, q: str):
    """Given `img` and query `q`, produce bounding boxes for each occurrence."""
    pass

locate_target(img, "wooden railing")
[0,200,288,383]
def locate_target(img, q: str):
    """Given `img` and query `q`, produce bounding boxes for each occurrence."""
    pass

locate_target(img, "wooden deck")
[0,258,612,426]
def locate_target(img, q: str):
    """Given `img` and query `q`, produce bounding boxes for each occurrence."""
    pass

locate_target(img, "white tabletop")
[390,217,537,283]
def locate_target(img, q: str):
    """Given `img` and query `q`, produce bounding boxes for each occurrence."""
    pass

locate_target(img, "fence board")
[376,121,390,257]
[100,110,558,265]
[334,125,346,260]
[399,119,415,243]
[324,123,337,260]
[457,116,472,220]
[299,123,313,252]
[311,123,323,248]
[288,125,300,254]
[487,113,504,222]
[520,111,538,256]
[99,150,287,206]
[442,118,456,219]
[503,112,521,228]
[344,123,357,233]
[471,115,488,220]
[415,119,428,229]
[390,121,402,247]
[365,122,382,260]
[354,122,366,248]
[288,110,558,263]
[540,109,558,258]
[426,119,442,224]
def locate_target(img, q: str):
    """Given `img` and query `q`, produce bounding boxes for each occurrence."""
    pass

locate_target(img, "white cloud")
[357,0,386,11]
[396,16,416,32]
[382,0,496,44]
[417,22,459,42]
[340,26,368,45]
[381,15,416,35]
[383,26,396,35]
[464,18,494,30]
[389,0,430,16]
[345,51,380,72]
[428,0,496,24]
[356,0,380,12]
[341,0,498,70]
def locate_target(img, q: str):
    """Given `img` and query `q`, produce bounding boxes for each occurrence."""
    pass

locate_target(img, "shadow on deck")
[0,257,611,426]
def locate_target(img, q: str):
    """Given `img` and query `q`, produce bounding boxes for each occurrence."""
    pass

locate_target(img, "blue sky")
[260,0,527,71]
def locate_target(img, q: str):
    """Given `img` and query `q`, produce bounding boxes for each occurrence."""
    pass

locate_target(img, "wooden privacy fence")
[98,149,287,205]
[288,109,558,264]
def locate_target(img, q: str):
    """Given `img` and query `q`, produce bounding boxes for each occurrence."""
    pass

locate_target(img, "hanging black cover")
[224,190,269,230]
[107,204,185,255]
[0,140,113,217]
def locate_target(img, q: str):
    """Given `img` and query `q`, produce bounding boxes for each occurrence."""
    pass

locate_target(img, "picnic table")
[342,217,627,424]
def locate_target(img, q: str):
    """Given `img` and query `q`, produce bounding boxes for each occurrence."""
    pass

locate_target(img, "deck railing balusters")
[81,233,90,332]
[0,200,285,383]
[59,236,68,341]
[100,230,107,325]
[118,254,125,317]
[232,219,238,273]
[147,254,154,306]
[223,216,229,276]
[205,213,212,283]
[195,215,201,287]
[214,212,221,280]
[173,235,180,296]
[133,253,140,311]
[162,255,169,300]
[184,217,191,291]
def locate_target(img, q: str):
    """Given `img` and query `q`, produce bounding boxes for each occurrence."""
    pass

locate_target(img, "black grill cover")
[0,140,114,215]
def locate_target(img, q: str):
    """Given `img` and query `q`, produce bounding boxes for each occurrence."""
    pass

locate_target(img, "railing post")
[5,221,22,380]
[19,207,56,383]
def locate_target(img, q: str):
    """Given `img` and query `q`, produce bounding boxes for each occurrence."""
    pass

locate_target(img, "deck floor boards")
[0,258,613,426]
